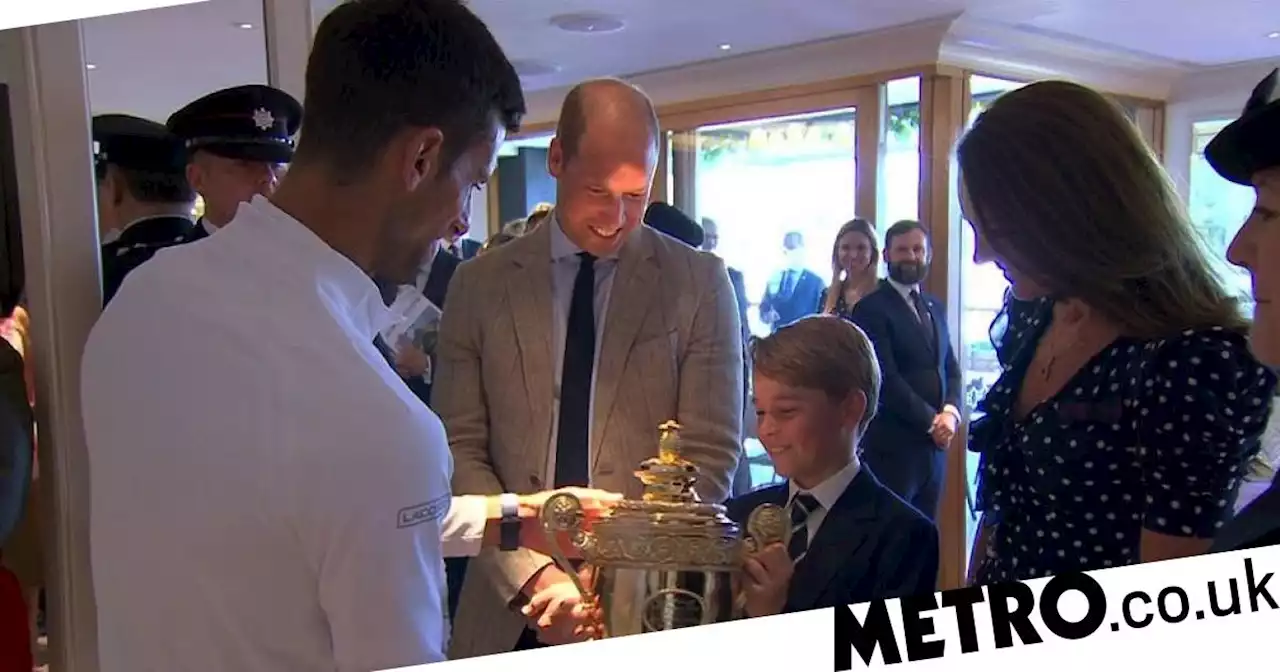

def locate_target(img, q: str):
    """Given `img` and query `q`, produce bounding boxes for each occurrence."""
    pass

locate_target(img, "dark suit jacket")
[1212,473,1280,552]
[850,280,962,452]
[761,267,824,331]
[726,467,938,610]
[373,250,462,406]
[449,239,481,261]
[101,216,195,305]
[402,250,460,405]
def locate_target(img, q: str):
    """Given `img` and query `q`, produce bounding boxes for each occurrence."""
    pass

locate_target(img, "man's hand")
[516,488,623,556]
[394,340,430,378]
[519,565,600,644]
[741,543,792,617]
[930,410,958,449]
[521,579,600,645]
[519,487,623,521]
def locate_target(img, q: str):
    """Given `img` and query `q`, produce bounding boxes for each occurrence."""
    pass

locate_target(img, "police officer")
[1205,67,1280,552]
[166,84,302,241]
[94,114,197,305]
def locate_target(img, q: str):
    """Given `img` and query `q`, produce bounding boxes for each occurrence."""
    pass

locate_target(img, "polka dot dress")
[970,297,1277,584]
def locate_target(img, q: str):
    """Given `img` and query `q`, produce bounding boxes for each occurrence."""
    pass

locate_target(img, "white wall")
[1,22,102,672]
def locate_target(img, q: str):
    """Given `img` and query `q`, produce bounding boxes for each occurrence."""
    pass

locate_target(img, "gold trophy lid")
[584,421,742,571]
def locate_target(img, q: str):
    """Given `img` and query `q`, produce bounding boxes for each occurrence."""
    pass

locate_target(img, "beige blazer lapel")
[591,229,659,468]
[504,221,556,467]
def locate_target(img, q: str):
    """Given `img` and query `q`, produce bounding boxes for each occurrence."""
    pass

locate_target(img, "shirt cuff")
[441,495,490,559]
[942,405,962,423]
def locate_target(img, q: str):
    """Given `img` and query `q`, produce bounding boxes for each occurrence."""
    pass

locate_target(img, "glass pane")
[1188,120,1255,318]
[692,107,857,487]
[884,76,921,227]
[959,74,1027,571]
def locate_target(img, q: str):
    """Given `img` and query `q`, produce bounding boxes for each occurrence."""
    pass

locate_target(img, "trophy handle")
[537,492,593,600]
[743,503,791,556]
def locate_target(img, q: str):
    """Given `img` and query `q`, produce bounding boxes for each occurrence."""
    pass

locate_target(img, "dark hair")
[94,163,195,205]
[883,219,927,251]
[297,0,526,179]
[0,287,21,321]
[122,169,195,204]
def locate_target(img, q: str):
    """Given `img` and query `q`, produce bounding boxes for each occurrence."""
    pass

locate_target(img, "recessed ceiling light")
[718,43,732,51]
[1268,31,1280,39]
[512,59,562,78]
[549,13,625,34]
[236,22,254,29]
[86,63,97,70]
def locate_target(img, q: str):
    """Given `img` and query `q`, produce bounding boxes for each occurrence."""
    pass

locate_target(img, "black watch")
[499,493,521,552]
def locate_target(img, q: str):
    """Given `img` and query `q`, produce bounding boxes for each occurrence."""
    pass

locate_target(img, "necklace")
[1033,302,1092,384]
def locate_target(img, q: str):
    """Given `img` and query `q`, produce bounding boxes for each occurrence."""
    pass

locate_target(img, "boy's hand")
[742,543,792,617]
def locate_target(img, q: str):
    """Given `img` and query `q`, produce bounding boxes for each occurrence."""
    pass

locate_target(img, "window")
[958,74,1026,566]
[691,107,858,487]
[882,76,921,229]
[1188,119,1255,317]
[693,108,858,338]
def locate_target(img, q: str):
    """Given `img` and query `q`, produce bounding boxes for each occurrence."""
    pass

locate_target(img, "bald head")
[556,78,659,162]
[547,78,661,258]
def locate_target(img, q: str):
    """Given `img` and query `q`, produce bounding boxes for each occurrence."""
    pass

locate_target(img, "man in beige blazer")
[435,78,743,658]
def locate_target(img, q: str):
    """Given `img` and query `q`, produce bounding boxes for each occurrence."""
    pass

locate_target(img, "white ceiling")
[83,0,1280,123]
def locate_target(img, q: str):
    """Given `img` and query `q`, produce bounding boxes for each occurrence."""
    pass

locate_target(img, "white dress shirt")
[544,214,621,482]
[787,459,861,550]
[82,196,486,672]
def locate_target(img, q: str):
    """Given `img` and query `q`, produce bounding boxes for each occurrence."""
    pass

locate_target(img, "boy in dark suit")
[728,316,939,617]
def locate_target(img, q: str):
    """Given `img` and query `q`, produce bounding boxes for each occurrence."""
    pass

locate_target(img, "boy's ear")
[842,390,868,433]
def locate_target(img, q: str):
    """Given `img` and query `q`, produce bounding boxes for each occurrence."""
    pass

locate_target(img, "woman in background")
[819,218,878,320]
[961,80,1276,585]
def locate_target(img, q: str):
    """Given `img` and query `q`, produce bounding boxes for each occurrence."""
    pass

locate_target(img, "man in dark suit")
[849,220,961,521]
[93,114,198,305]
[760,231,823,332]
[166,85,302,242]
[726,316,937,616]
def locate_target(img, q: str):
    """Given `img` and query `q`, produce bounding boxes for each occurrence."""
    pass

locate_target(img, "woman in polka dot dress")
[956,81,1278,585]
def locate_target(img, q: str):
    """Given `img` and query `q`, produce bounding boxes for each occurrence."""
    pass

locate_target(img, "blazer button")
[530,475,543,490]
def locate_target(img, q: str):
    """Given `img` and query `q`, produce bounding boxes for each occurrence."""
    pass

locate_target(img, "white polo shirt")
[82,196,483,672]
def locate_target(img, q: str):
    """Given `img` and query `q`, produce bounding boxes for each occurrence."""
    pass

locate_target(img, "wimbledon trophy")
[538,420,789,638]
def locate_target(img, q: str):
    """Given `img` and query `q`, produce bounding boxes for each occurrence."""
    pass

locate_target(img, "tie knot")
[790,493,820,523]
[578,251,597,266]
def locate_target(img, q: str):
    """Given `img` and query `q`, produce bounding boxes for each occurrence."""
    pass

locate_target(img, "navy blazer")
[725,467,939,612]
[850,280,962,445]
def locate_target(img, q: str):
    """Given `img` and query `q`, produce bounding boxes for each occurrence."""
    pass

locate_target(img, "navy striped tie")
[788,493,820,561]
